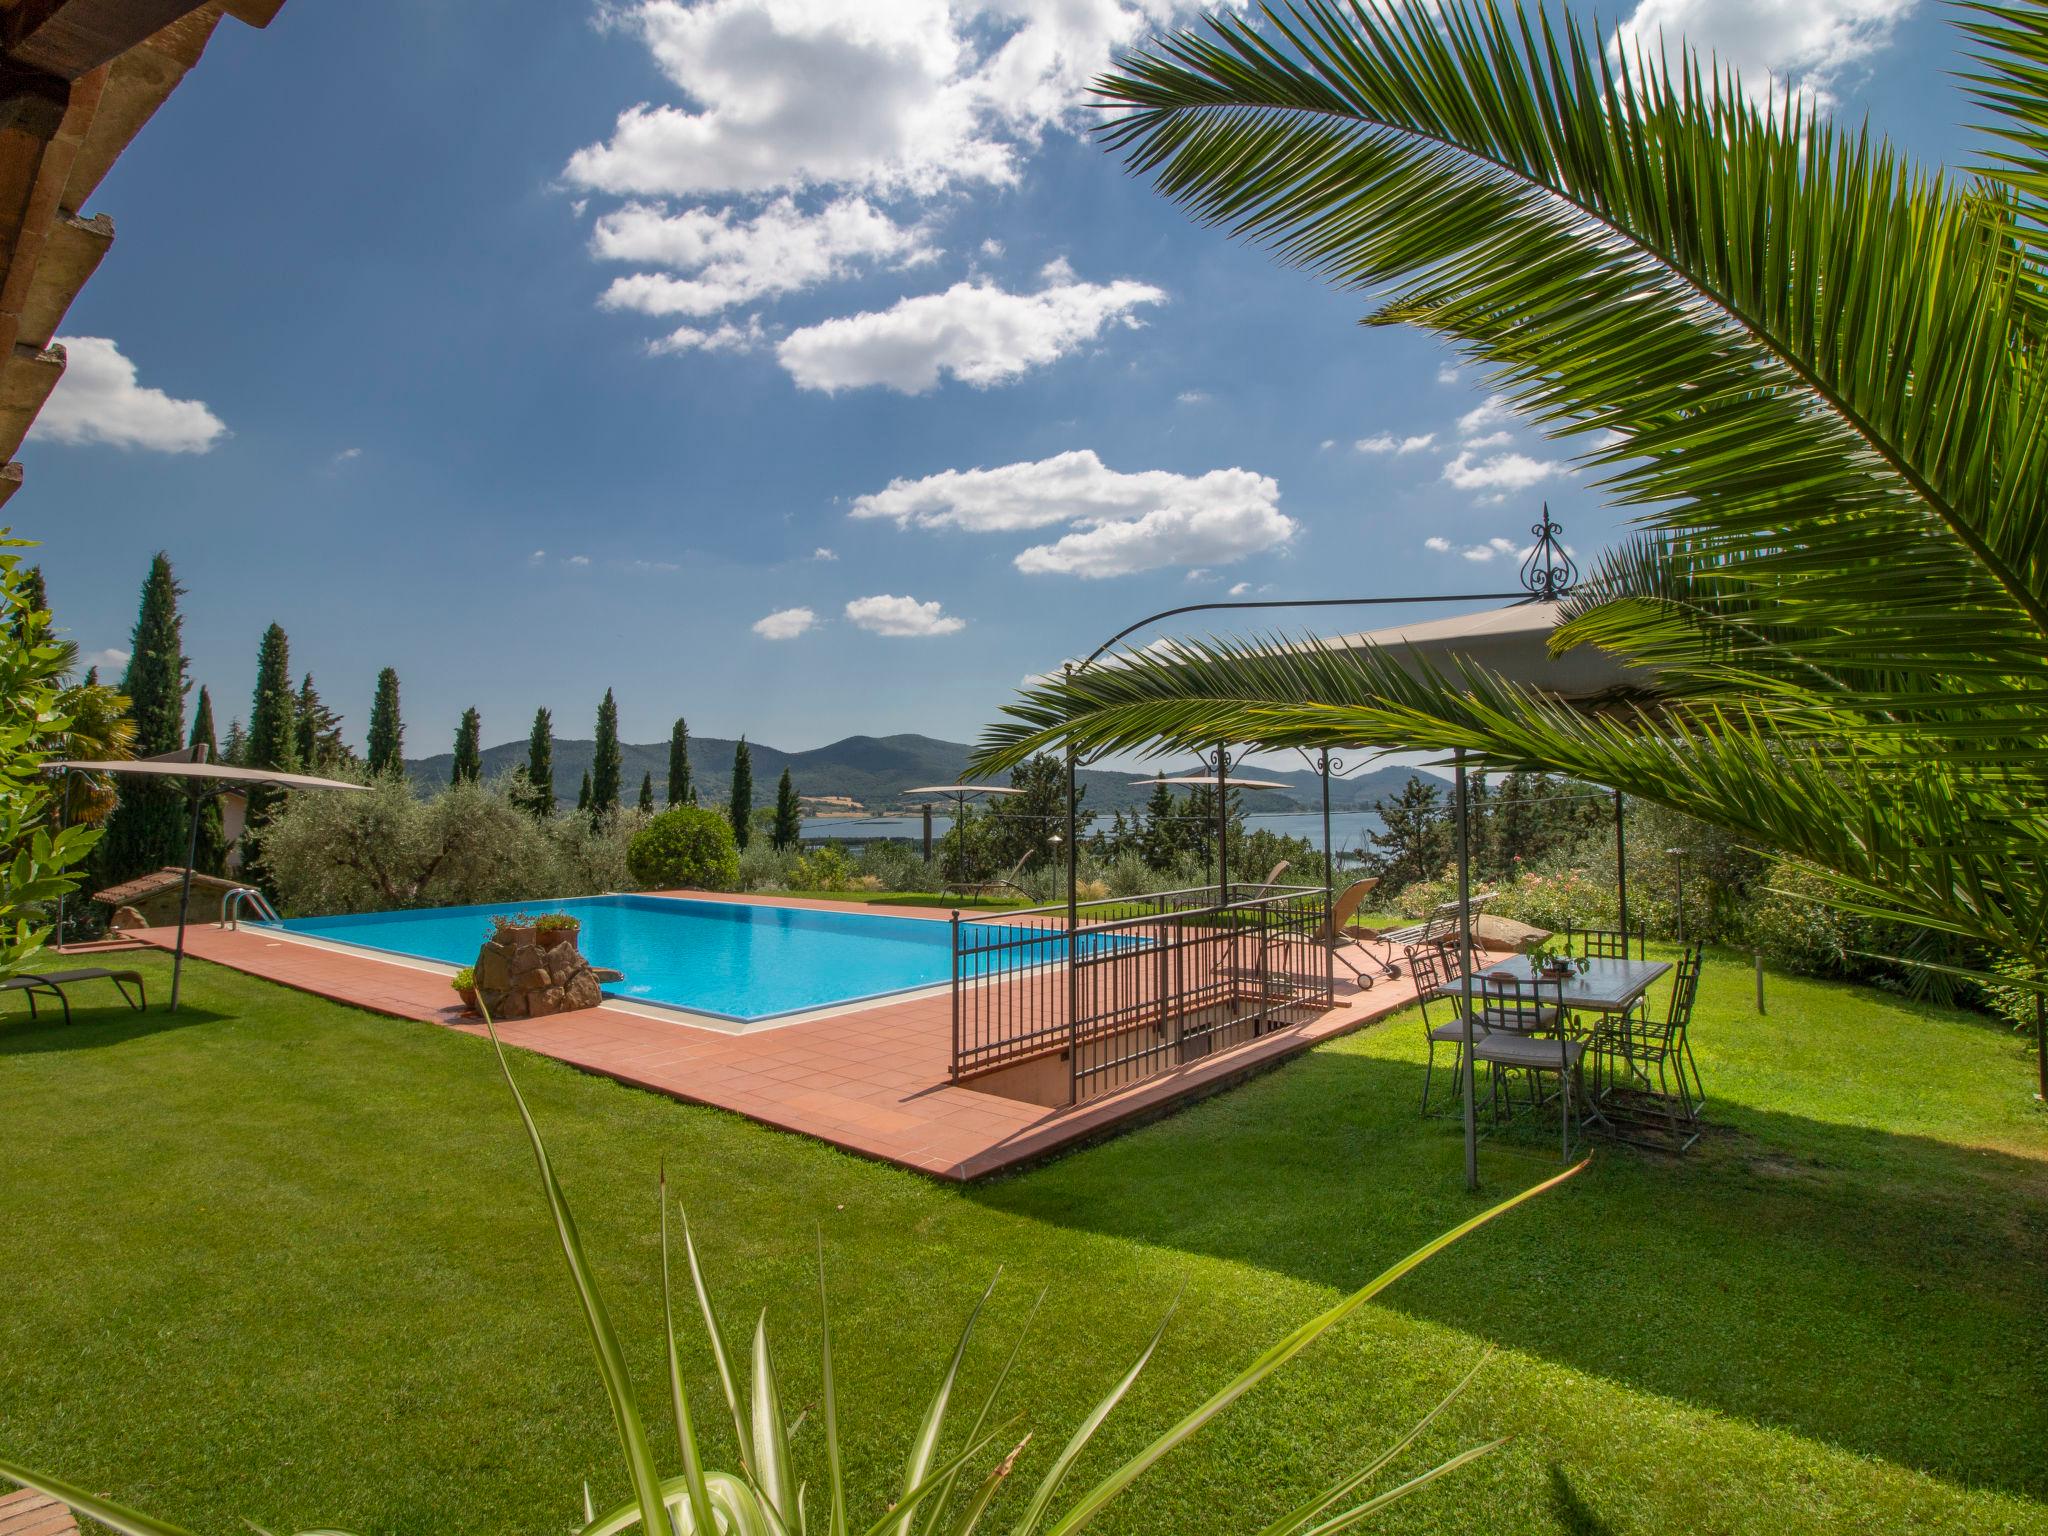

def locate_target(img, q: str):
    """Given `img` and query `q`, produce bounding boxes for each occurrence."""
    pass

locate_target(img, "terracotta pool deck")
[133,892,1434,1181]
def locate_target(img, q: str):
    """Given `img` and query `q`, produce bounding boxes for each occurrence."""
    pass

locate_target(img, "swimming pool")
[274,894,1100,1022]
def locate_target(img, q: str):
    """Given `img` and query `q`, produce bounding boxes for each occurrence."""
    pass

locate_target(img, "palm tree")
[975,0,2048,980]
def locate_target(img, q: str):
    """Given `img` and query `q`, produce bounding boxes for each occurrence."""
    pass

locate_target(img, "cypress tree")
[188,685,227,873]
[452,707,482,784]
[590,688,622,814]
[771,767,801,851]
[82,664,97,688]
[243,624,297,887]
[366,667,404,775]
[729,737,753,849]
[638,771,654,812]
[295,673,344,770]
[577,769,591,813]
[221,717,247,766]
[101,552,190,883]
[667,717,691,805]
[524,706,555,816]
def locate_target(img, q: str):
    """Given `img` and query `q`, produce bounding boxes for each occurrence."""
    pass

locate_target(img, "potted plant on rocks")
[451,966,479,1014]
[534,911,581,951]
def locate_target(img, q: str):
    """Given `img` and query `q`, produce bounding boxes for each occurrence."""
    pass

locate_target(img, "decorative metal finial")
[1520,503,1577,599]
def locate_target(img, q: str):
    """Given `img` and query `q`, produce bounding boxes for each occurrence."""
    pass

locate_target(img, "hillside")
[407,732,1446,814]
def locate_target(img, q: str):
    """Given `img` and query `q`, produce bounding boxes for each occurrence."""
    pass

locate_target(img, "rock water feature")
[471,919,619,1019]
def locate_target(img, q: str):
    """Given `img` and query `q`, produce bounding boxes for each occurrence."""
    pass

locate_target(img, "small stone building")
[94,868,244,930]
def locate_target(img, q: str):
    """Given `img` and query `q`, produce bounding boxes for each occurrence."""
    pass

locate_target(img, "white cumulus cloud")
[1612,0,1914,107]
[1425,535,1521,562]
[753,605,819,639]
[567,0,1207,200]
[649,316,767,355]
[811,546,837,561]
[776,271,1163,393]
[595,195,935,317]
[80,646,130,672]
[32,337,226,453]
[845,593,964,636]
[1442,450,1568,493]
[1354,431,1435,455]
[566,1,1222,355]
[1457,395,1515,438]
[850,448,1293,579]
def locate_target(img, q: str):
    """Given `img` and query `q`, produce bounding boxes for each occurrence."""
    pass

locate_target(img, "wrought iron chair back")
[1594,943,1706,1147]
[1570,923,1645,961]
[1405,940,1475,1117]
[1477,970,1565,1035]
[1405,941,1455,1025]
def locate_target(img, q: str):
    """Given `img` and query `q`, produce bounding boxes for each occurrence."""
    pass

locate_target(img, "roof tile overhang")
[0,0,281,495]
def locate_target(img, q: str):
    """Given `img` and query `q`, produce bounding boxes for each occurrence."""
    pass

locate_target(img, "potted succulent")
[534,911,581,951]
[451,965,479,1014]
[490,912,534,941]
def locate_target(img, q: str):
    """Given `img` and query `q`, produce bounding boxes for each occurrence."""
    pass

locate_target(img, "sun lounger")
[941,850,1036,903]
[0,967,148,1025]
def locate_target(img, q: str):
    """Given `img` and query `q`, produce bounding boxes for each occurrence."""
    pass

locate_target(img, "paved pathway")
[136,893,1430,1180]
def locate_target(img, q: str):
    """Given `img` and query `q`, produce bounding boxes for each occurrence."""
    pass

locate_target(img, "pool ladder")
[222,887,281,930]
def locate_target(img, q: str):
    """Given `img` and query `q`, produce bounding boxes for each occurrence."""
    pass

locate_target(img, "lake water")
[804,810,1386,863]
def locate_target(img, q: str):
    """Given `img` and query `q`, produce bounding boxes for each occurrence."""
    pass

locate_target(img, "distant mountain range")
[406,732,1446,816]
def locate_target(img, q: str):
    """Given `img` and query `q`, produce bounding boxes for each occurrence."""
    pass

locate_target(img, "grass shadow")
[975,1046,2048,1501]
[0,1001,224,1055]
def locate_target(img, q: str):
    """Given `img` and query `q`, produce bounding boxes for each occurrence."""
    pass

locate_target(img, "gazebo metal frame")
[1052,509,1636,1190]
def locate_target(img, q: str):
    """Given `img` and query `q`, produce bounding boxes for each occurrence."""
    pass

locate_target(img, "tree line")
[64,552,813,896]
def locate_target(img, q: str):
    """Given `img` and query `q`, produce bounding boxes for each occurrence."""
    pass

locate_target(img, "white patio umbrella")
[45,748,366,1010]
[903,784,1024,882]
[1131,769,1290,897]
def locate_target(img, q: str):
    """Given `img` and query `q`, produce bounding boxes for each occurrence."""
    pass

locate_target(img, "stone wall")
[473,927,606,1019]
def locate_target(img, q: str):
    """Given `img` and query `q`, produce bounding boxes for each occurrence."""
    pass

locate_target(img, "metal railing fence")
[950,885,1333,1103]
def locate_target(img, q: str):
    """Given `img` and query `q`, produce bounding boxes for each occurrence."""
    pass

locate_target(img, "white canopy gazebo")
[46,748,365,1009]
[1052,510,1660,1188]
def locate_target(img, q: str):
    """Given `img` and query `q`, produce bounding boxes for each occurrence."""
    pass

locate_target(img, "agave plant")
[0,1006,1583,1534]
[972,0,2048,989]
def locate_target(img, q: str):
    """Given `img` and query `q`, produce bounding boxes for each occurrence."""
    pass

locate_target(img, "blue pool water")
[275,894,1093,1022]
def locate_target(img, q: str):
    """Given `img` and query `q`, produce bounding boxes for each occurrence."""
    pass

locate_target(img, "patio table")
[1430,954,1674,1145]
[1436,954,1672,1017]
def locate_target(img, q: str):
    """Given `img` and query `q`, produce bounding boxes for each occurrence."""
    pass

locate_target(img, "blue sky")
[31,0,1975,757]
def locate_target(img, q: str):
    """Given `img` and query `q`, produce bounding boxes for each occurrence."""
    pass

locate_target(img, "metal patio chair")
[1405,939,1489,1117]
[1567,922,1646,961]
[1471,972,1583,1160]
[1592,944,1706,1149]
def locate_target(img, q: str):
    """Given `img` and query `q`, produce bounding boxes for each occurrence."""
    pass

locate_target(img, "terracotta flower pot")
[457,986,480,1013]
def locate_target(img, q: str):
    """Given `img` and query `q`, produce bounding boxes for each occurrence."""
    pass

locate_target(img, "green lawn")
[1,949,2042,1535]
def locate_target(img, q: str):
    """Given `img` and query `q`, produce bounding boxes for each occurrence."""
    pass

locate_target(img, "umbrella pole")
[1215,744,1229,902]
[52,770,76,949]
[1455,749,1478,1193]
[169,788,204,1012]
[1320,748,1334,997]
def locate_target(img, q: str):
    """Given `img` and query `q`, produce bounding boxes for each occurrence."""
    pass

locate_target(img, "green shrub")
[450,966,475,991]
[1741,857,1983,1006]
[735,839,798,892]
[790,843,857,890]
[626,806,740,891]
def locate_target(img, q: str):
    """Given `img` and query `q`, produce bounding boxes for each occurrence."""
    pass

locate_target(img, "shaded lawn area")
[0,949,2042,1535]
